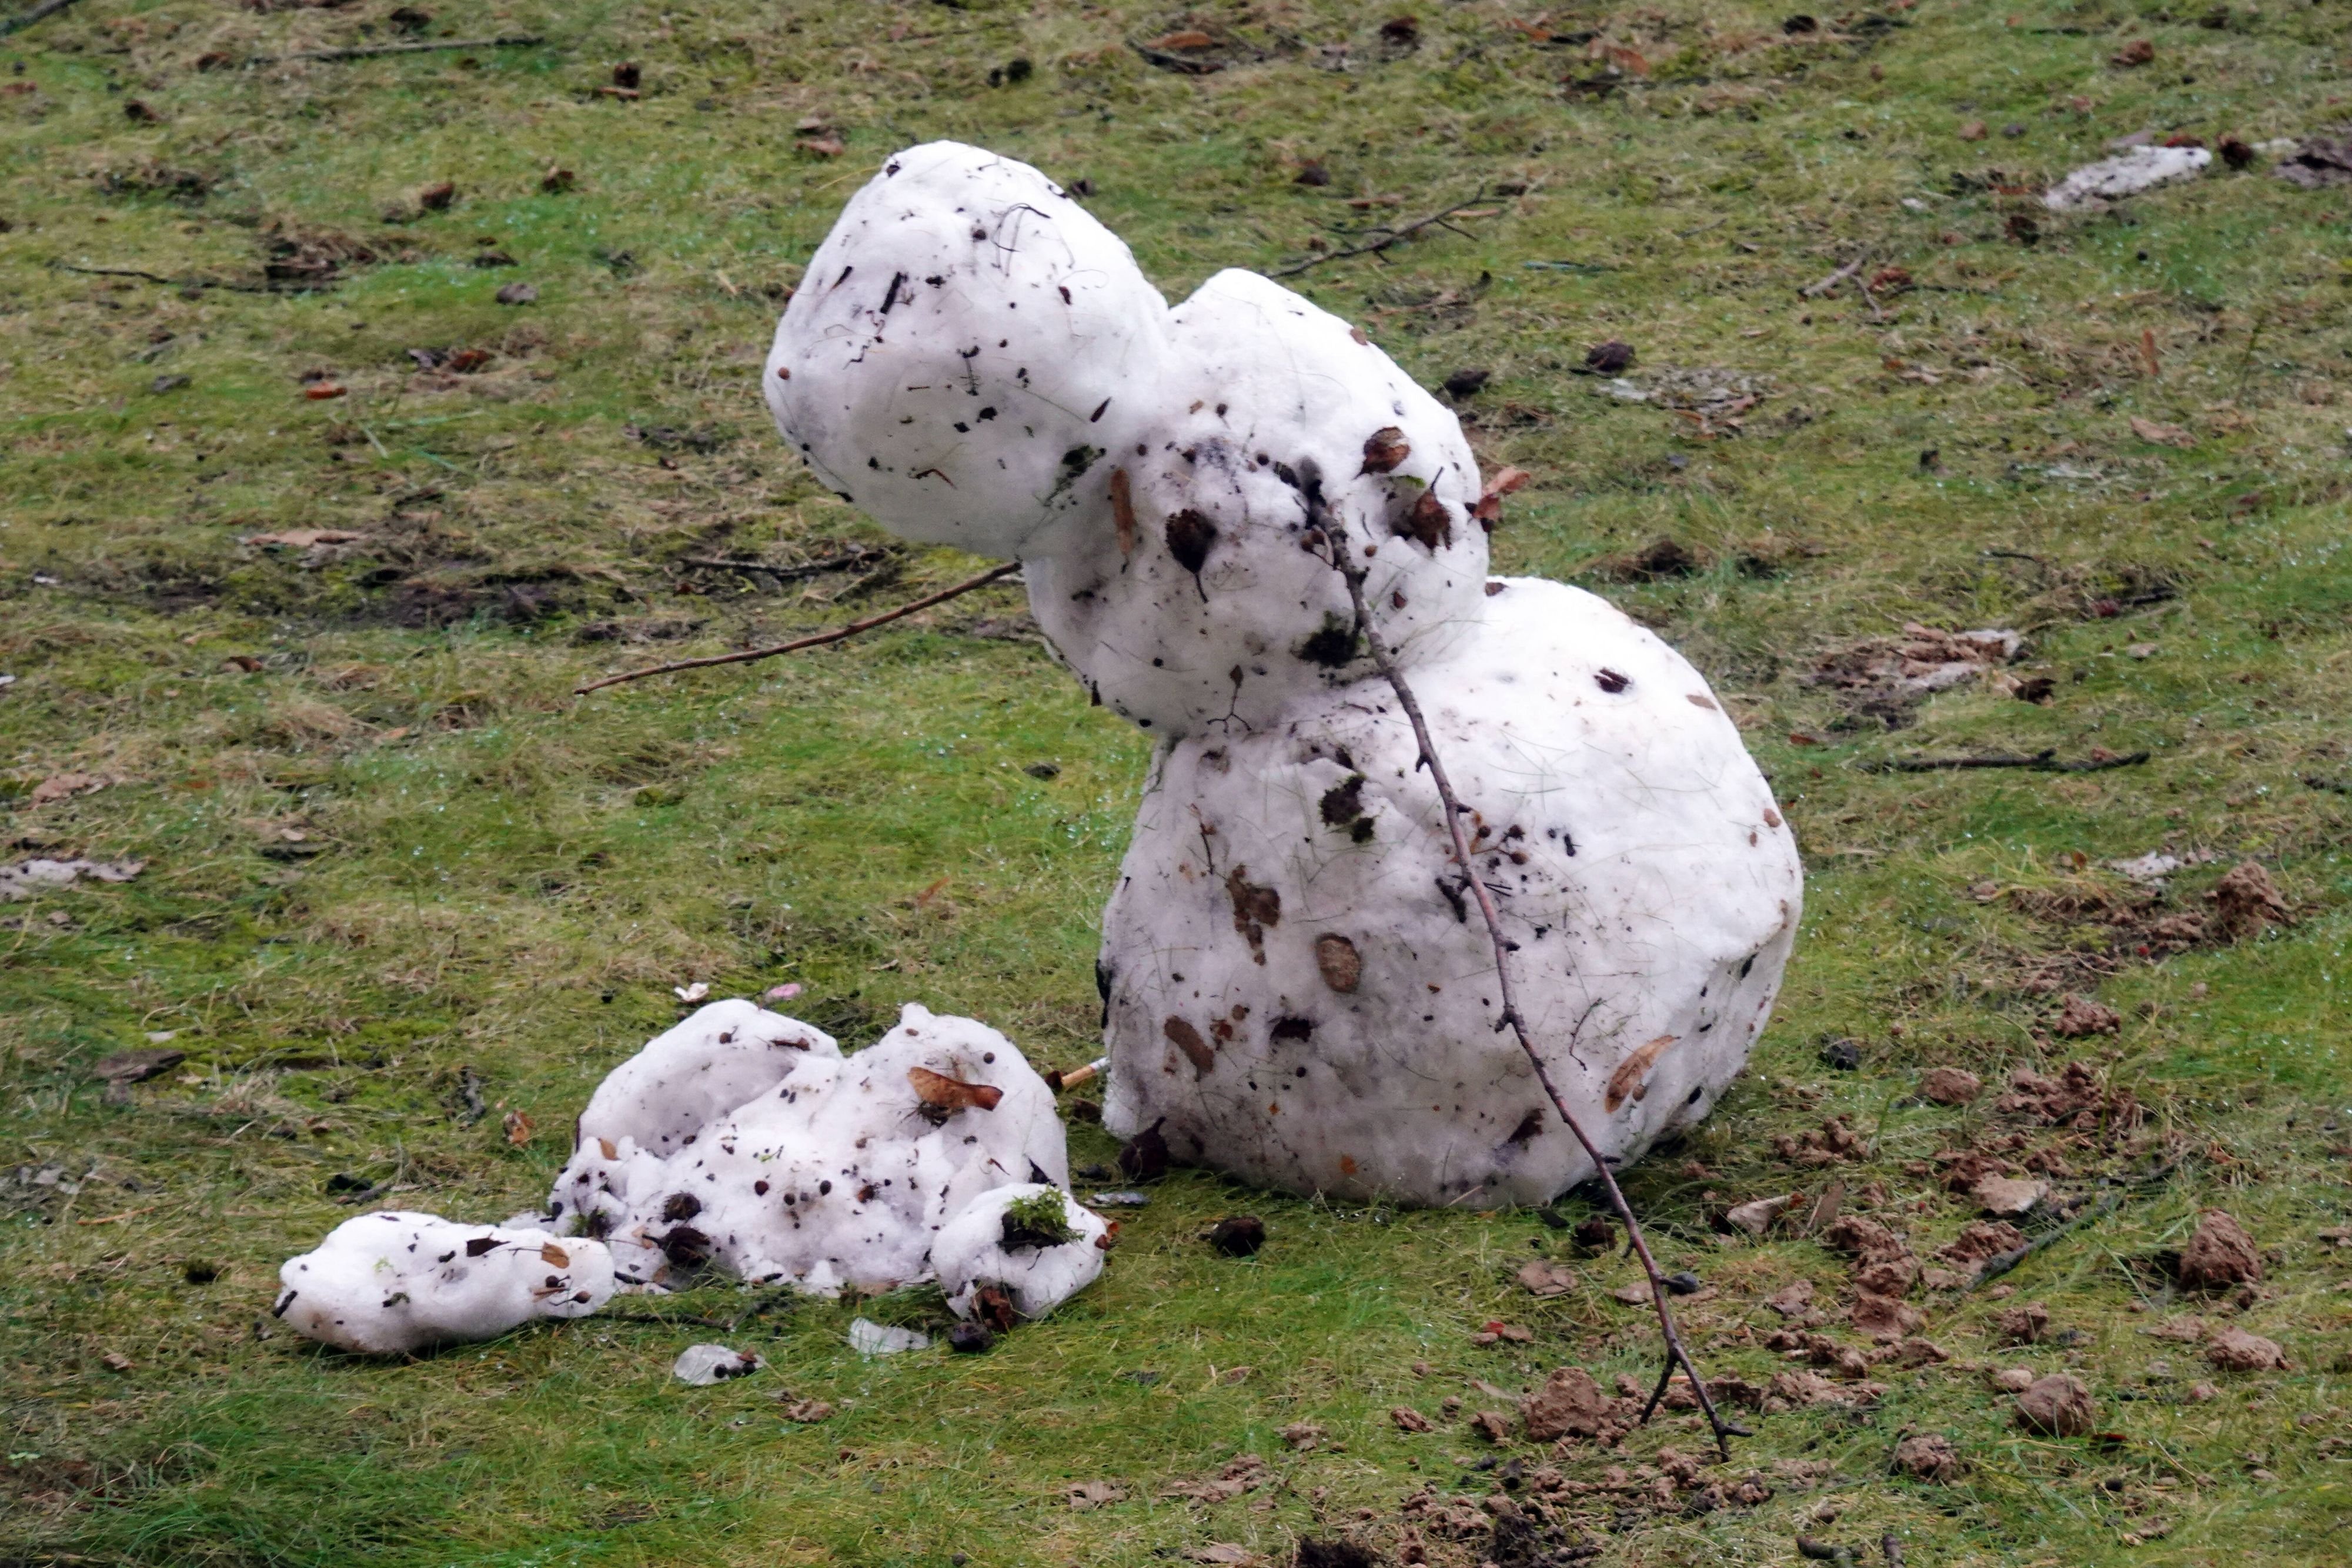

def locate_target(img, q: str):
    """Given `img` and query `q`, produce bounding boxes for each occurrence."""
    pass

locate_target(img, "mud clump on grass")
[2176,1210,2262,1289]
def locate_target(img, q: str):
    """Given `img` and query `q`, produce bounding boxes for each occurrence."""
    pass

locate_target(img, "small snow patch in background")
[848,1318,930,1356]
[2044,146,2210,211]
[671,1343,763,1385]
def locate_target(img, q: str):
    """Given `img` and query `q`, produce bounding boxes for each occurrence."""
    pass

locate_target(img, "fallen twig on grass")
[1967,1193,2122,1288]
[0,0,82,38]
[1269,190,1489,279]
[54,262,295,296]
[246,35,546,65]
[1860,749,2150,774]
[1799,256,1865,299]
[677,548,892,580]
[1302,459,1740,1460]
[574,561,1021,694]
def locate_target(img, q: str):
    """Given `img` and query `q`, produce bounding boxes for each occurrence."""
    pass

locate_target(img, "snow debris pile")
[274,1212,616,1356]
[764,142,1803,1208]
[549,1000,1068,1295]
[273,1001,1108,1355]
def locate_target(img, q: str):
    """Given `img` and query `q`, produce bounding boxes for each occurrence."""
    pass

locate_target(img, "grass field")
[4,1,2351,1563]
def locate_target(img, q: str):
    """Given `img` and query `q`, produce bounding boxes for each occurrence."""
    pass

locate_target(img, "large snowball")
[764,141,1172,559]
[932,1183,1110,1322]
[273,1212,615,1355]
[1095,578,1802,1206]
[550,1004,1069,1295]
[1025,269,1488,738]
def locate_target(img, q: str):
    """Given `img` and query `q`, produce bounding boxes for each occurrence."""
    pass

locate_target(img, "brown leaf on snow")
[1604,1033,1675,1112]
[2206,1325,2288,1372]
[907,1066,1004,1112]
[2177,1210,2262,1289]
[1358,426,1410,474]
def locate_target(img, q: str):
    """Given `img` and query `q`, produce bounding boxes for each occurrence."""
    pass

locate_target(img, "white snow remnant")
[932,1183,1110,1323]
[550,1002,1068,1296]
[672,1343,764,1384]
[2043,145,2211,211]
[848,1318,932,1356]
[273,1212,615,1355]
[275,1001,1101,1355]
[761,141,1806,1208]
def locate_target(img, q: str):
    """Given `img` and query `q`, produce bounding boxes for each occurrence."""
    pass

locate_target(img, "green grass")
[5,1,2351,1563]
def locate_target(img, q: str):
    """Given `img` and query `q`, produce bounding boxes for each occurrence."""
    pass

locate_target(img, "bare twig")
[1799,256,1865,299]
[677,548,891,580]
[1860,749,2150,775]
[1301,461,1739,1459]
[574,561,1021,695]
[246,35,545,65]
[0,0,83,38]
[1270,190,1489,279]
[1965,1193,2122,1289]
[53,262,295,296]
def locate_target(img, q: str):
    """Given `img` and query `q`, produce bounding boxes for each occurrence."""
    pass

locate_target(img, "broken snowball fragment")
[1096,578,1801,1206]
[275,1211,615,1355]
[575,998,839,1160]
[673,1343,764,1384]
[764,141,1172,559]
[933,1182,1110,1323]
[551,1004,1068,1294]
[848,1317,931,1356]
[2043,145,2210,211]
[1024,268,1488,737]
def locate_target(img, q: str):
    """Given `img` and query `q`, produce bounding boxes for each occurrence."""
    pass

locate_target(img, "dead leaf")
[2109,38,2154,68]
[1517,1259,1579,1297]
[1604,1033,1675,1112]
[101,1350,133,1373]
[29,772,109,805]
[1724,1194,1793,1235]
[2129,416,2195,449]
[246,529,364,549]
[1066,1480,1127,1510]
[1278,1422,1324,1450]
[1972,1175,2049,1217]
[503,1109,534,1146]
[1358,426,1410,475]
[1190,1548,1255,1566]
[539,1242,570,1267]
[1110,467,1137,560]
[1148,29,1215,50]
[908,1065,1004,1112]
[1391,1406,1432,1432]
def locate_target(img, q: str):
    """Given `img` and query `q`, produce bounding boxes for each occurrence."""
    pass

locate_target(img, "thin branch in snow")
[1299,460,1742,1458]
